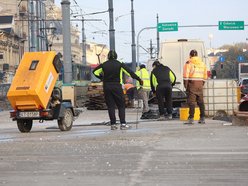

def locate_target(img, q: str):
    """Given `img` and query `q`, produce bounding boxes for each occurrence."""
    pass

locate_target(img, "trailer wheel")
[17,119,33,133]
[58,108,73,131]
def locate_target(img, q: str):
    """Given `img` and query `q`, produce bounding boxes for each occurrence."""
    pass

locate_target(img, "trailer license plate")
[19,111,40,118]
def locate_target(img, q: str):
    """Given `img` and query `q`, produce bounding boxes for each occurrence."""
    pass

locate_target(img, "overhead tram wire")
[70,0,109,64]
[71,1,109,39]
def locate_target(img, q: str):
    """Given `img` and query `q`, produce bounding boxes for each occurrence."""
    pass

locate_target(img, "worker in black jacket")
[93,50,143,130]
[150,60,176,120]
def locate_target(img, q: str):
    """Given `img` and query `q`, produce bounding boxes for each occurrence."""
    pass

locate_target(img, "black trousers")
[156,86,173,116]
[103,82,126,124]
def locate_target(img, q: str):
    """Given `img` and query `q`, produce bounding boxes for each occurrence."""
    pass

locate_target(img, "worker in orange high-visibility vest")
[123,78,137,107]
[183,49,208,124]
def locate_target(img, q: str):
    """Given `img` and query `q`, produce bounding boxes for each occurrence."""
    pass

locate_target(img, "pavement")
[0,108,248,186]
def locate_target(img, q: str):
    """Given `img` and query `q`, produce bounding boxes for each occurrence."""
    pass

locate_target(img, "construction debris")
[85,82,135,110]
[85,82,107,110]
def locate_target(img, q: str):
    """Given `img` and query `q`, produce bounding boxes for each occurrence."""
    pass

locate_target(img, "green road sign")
[219,21,244,30]
[157,22,178,32]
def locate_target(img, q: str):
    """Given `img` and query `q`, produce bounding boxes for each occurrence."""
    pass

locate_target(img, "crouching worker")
[123,78,137,107]
[150,60,176,121]
[93,50,143,130]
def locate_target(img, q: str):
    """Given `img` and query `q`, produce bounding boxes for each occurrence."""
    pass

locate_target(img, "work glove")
[171,81,176,87]
[99,73,104,80]
[139,80,144,86]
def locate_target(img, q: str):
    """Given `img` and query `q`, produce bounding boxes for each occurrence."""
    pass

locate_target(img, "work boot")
[166,114,173,120]
[111,124,118,130]
[120,123,132,130]
[157,115,166,121]
[184,118,194,124]
[140,112,147,119]
[198,117,206,124]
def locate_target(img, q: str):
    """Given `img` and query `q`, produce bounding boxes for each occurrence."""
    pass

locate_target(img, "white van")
[147,39,210,107]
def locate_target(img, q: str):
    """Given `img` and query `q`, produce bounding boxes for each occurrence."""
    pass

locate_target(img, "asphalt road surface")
[0,109,248,186]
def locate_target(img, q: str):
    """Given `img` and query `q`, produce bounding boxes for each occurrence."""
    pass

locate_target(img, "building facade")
[0,0,109,83]
[0,0,26,82]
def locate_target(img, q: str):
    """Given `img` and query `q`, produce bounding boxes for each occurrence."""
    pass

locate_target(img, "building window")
[0,53,3,61]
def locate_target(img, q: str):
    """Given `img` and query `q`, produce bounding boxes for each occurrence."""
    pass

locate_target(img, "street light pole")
[61,0,72,83]
[81,17,87,65]
[30,0,36,51]
[108,0,115,50]
[136,26,156,67]
[131,0,136,71]
[156,14,160,58]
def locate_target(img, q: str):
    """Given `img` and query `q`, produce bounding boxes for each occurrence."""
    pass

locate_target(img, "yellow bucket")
[179,107,200,121]
[237,87,241,103]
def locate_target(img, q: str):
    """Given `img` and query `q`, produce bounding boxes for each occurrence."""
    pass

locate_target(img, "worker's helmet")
[152,60,160,67]
[139,64,146,69]
[108,50,118,59]
[190,49,198,57]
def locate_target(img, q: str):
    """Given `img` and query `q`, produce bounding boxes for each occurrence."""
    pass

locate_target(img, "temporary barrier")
[203,79,239,116]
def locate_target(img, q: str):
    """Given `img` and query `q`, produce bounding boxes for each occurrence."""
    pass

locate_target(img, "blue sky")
[55,0,248,62]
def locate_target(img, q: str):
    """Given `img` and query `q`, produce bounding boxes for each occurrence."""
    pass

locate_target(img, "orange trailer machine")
[7,51,81,132]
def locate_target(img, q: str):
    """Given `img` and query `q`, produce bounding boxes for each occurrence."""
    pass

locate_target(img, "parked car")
[238,78,248,95]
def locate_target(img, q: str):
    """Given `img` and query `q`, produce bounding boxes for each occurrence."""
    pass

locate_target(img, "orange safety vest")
[123,83,135,94]
[183,57,207,81]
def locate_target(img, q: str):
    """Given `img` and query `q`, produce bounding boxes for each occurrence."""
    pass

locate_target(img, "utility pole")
[156,14,160,58]
[72,17,102,65]
[61,0,72,83]
[149,39,154,59]
[81,17,86,65]
[29,0,46,51]
[131,0,136,71]
[30,0,36,51]
[108,0,115,50]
